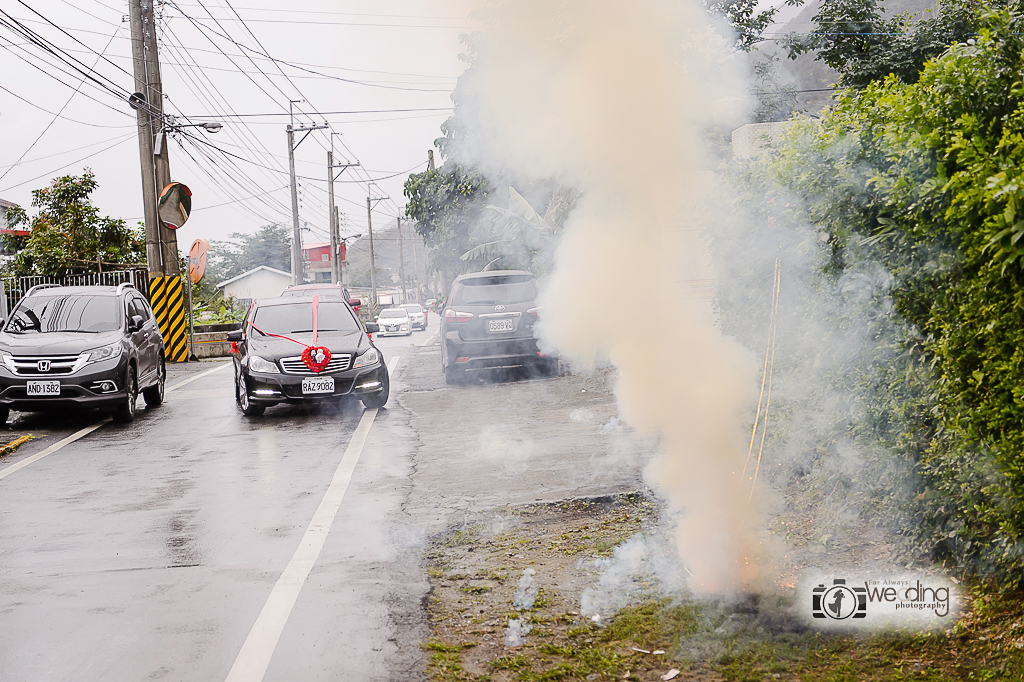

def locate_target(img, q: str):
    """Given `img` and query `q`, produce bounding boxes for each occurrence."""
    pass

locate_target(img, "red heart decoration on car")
[301,346,332,373]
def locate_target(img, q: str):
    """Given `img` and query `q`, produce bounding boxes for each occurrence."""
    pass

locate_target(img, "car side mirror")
[127,315,144,332]
[364,323,379,334]
[226,329,243,341]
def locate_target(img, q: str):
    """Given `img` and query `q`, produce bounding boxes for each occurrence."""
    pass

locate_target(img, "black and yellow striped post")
[149,275,188,362]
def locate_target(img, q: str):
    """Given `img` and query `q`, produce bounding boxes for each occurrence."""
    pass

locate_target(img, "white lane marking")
[224,355,401,682]
[0,361,231,482]
[0,419,109,482]
[167,361,231,392]
[420,329,439,347]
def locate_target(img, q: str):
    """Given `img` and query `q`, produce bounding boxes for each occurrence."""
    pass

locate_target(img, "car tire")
[112,367,138,423]
[0,406,9,426]
[143,358,165,407]
[236,370,265,417]
[361,369,390,409]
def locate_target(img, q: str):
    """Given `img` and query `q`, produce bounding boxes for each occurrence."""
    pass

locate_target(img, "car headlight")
[353,347,379,368]
[87,342,123,364]
[248,355,280,374]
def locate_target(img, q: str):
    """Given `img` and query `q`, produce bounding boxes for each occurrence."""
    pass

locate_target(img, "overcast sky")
[0,0,477,251]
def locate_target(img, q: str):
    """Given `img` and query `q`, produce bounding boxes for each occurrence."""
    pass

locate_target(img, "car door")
[129,295,156,383]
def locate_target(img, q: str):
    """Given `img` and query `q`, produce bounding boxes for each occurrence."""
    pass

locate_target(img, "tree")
[3,171,144,276]
[785,0,982,89]
[208,223,291,281]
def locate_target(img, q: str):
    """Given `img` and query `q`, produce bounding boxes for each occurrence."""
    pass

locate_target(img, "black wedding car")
[228,295,388,416]
[0,283,165,423]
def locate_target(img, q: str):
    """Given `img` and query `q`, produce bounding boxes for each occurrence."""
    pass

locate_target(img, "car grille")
[7,354,85,375]
[384,324,402,332]
[279,354,353,375]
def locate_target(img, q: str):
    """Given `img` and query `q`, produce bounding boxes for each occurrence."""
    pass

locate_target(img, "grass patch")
[460,585,493,595]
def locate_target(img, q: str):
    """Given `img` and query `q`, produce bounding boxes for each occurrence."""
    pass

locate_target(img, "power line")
[0,82,133,128]
[0,23,123,183]
[0,135,135,194]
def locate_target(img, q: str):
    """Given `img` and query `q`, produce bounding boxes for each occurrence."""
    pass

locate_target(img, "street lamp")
[170,121,223,133]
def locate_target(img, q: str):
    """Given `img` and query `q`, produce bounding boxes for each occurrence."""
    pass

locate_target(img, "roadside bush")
[735,7,1024,587]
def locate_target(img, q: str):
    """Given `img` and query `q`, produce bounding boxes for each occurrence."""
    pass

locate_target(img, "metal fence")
[0,269,151,318]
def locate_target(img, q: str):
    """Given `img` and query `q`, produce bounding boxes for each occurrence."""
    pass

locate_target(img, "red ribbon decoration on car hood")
[249,295,332,373]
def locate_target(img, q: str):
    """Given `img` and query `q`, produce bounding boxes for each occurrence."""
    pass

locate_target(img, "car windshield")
[379,309,408,319]
[251,301,360,335]
[5,294,121,334]
[452,275,538,305]
[401,305,422,313]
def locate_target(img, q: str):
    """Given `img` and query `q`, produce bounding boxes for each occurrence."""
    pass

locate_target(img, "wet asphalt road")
[0,321,652,681]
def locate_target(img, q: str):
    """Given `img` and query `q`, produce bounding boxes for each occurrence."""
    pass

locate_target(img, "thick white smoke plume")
[457,0,760,592]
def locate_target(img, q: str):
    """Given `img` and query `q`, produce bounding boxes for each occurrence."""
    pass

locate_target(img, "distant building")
[302,242,346,283]
[731,122,794,160]
[0,198,27,234]
[216,265,292,308]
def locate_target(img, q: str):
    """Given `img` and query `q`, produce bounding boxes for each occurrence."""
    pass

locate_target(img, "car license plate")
[487,319,514,333]
[27,380,60,396]
[301,376,334,394]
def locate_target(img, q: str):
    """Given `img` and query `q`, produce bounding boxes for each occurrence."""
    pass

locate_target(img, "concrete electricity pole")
[411,229,423,305]
[366,188,389,309]
[397,217,407,303]
[128,0,179,276]
[327,150,338,285]
[326,148,359,285]
[286,107,328,285]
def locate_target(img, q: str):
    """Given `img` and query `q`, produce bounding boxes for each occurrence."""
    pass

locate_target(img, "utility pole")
[326,146,359,285]
[411,224,423,305]
[397,217,407,303]
[366,188,389,310]
[327,150,338,285]
[286,106,328,285]
[128,0,178,276]
[335,207,347,285]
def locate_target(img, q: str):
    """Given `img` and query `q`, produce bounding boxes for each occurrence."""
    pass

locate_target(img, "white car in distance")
[375,308,412,336]
[400,303,427,330]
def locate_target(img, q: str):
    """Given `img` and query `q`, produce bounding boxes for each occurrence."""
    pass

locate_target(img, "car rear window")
[6,294,122,333]
[451,275,538,305]
[252,302,360,335]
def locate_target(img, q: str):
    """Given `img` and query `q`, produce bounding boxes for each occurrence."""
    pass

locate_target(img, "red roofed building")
[302,242,346,283]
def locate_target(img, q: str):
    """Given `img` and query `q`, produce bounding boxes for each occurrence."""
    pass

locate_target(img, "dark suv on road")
[229,294,388,416]
[440,270,556,384]
[0,284,166,423]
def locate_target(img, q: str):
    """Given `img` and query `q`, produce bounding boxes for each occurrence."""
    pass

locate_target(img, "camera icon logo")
[812,579,867,619]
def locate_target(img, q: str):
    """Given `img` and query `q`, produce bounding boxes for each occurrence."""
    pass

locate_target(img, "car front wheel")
[112,367,138,423]
[361,369,390,409]
[236,370,265,417]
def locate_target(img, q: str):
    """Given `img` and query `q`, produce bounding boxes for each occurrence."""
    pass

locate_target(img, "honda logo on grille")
[37,360,50,372]
[494,305,506,312]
